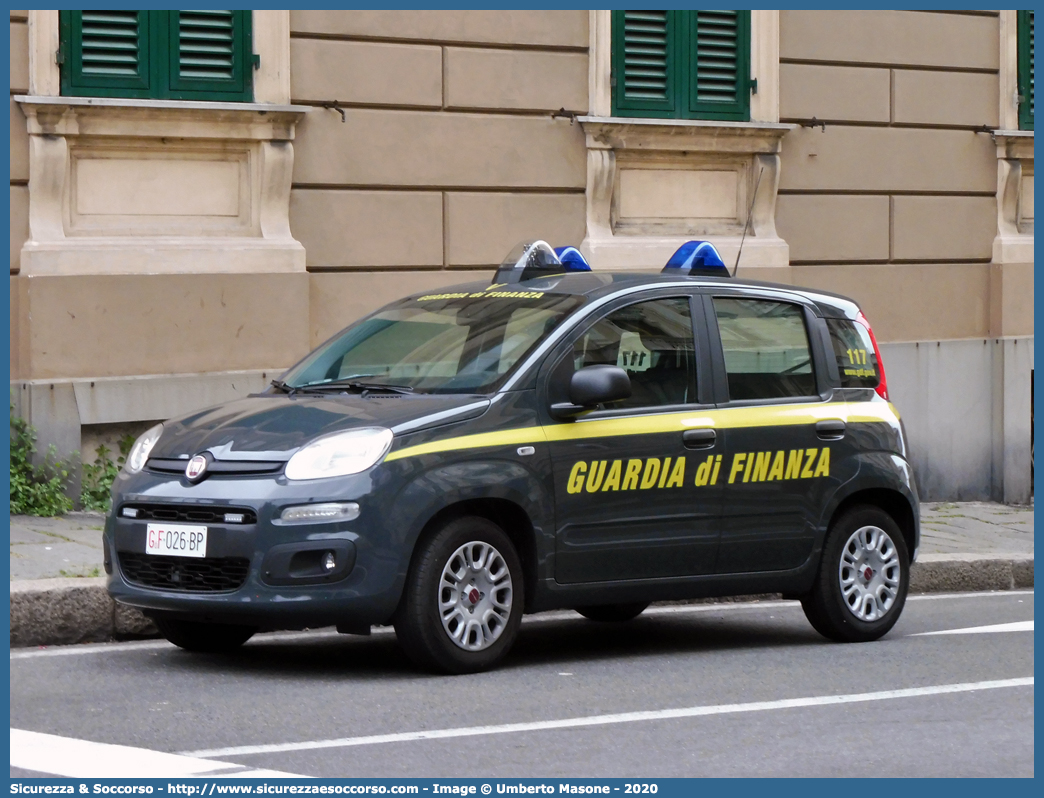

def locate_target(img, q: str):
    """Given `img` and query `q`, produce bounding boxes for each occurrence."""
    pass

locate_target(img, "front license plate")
[146,523,207,558]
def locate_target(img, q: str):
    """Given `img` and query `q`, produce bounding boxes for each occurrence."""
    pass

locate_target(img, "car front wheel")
[394,516,524,674]
[802,505,910,643]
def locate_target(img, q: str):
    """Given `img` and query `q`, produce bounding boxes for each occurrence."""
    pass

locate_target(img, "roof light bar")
[661,240,730,277]
[493,241,591,284]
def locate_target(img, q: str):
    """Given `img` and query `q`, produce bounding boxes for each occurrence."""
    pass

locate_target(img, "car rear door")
[705,290,859,574]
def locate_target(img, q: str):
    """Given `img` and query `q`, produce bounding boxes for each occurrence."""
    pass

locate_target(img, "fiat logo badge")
[185,455,208,481]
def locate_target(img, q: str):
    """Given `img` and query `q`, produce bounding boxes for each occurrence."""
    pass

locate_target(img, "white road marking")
[184,677,1033,759]
[911,620,1034,636]
[905,589,1034,601]
[10,728,307,778]
[11,639,175,659]
[226,770,310,778]
[10,589,1034,660]
[8,630,342,660]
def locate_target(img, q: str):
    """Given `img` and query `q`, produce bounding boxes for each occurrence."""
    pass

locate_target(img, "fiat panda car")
[106,240,919,673]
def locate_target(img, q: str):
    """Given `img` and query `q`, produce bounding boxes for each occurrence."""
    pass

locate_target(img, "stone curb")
[8,555,1035,648]
[10,577,156,648]
[908,553,1034,593]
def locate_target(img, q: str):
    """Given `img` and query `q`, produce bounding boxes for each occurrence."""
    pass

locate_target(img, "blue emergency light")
[553,246,592,271]
[494,241,591,284]
[661,240,731,277]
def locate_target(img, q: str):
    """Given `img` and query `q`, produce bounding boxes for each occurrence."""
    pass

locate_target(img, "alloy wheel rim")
[439,540,514,651]
[838,525,901,622]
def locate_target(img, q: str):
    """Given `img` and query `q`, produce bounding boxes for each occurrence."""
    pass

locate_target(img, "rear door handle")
[682,428,717,449]
[815,419,846,440]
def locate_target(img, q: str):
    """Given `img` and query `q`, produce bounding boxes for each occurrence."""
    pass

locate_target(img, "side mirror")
[551,365,631,418]
[571,365,631,405]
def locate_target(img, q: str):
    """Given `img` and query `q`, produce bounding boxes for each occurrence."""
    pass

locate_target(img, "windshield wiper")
[292,378,415,395]
[269,379,299,396]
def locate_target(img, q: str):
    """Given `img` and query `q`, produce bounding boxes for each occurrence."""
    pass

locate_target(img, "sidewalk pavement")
[10,511,107,581]
[9,502,1034,647]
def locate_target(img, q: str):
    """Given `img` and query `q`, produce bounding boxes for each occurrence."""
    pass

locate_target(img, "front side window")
[59,10,253,102]
[569,297,697,409]
[611,10,751,121]
[713,297,815,401]
[1018,10,1034,131]
[283,292,584,395]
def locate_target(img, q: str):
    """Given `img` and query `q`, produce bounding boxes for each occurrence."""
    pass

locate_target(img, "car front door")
[541,292,724,583]
[707,292,858,574]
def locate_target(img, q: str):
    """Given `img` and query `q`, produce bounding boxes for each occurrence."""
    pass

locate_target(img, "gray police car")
[106,240,918,673]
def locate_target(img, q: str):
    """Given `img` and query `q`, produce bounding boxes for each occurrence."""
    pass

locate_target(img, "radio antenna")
[733,164,765,277]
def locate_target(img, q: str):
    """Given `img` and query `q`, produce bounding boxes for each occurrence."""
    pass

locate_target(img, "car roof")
[408,272,863,320]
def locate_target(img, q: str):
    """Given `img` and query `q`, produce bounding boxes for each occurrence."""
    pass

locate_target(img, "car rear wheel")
[394,516,524,674]
[153,617,256,653]
[576,603,650,622]
[802,505,909,643]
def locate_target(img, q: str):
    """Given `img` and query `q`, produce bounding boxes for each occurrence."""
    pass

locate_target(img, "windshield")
[282,288,585,394]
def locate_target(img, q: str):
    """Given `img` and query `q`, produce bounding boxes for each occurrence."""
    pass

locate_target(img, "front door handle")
[816,419,847,440]
[682,428,717,449]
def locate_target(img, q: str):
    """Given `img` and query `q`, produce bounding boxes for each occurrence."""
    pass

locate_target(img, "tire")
[576,602,650,622]
[393,516,524,674]
[154,617,256,653]
[802,505,910,643]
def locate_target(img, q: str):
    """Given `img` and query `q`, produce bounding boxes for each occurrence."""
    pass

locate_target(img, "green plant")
[80,434,136,512]
[10,405,74,517]
[59,566,102,578]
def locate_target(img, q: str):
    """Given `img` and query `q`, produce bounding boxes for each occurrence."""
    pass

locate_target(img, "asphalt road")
[10,591,1034,778]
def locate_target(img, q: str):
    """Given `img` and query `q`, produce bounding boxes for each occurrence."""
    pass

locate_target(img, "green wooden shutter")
[60,10,252,102]
[688,10,750,121]
[167,10,252,101]
[1018,10,1034,131]
[612,10,677,117]
[612,10,750,122]
[60,10,152,98]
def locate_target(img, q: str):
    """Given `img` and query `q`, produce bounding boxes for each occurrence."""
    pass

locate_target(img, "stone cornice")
[15,95,310,141]
[992,129,1034,160]
[992,131,1033,261]
[16,95,307,275]
[577,116,795,154]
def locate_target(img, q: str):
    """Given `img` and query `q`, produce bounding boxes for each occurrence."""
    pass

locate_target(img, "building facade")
[9,9,1034,502]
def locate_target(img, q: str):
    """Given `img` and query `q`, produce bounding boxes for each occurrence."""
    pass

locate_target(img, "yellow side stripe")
[385,427,547,461]
[384,401,900,463]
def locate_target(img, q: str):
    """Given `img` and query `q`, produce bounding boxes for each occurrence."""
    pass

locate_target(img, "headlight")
[284,427,393,481]
[125,424,164,473]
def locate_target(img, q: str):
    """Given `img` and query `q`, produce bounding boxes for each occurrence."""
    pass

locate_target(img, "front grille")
[118,552,250,593]
[119,504,257,525]
[146,458,283,477]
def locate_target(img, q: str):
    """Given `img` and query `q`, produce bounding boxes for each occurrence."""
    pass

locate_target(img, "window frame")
[1018,9,1034,131]
[703,292,830,407]
[540,290,717,420]
[611,9,752,122]
[59,10,254,103]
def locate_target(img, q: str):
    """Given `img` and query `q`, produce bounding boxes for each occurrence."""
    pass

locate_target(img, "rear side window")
[826,318,880,389]
[713,297,815,400]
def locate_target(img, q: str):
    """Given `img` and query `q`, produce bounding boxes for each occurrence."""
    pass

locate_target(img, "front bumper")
[105,469,407,630]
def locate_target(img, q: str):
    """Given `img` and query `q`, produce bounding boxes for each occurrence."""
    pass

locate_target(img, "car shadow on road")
[155,610,826,680]
[508,612,825,669]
